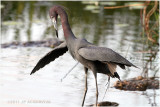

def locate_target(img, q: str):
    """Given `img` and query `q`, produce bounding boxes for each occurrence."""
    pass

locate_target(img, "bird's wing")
[78,45,137,67]
[30,42,68,75]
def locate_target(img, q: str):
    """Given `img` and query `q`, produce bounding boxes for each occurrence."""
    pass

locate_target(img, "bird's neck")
[56,8,75,40]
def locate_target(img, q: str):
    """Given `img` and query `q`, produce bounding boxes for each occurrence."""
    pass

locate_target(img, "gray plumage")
[31,5,137,106]
[78,45,137,67]
[30,42,68,75]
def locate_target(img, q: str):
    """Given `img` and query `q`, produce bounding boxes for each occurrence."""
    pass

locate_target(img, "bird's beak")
[52,17,58,38]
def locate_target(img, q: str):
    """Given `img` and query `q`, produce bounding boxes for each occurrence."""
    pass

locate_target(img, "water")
[0,1,159,107]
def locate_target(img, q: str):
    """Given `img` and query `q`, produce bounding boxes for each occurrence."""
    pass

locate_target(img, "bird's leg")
[82,67,88,106]
[94,73,98,106]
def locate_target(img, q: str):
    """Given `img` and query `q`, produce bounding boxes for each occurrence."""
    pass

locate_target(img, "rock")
[1,38,63,48]
[90,101,119,106]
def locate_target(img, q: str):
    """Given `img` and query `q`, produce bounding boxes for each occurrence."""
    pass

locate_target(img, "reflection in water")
[1,1,159,107]
[1,1,143,47]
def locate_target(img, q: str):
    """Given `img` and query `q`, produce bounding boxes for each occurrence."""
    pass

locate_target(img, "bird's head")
[49,7,58,38]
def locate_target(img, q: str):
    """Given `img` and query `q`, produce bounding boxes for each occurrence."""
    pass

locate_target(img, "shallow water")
[0,47,159,107]
[0,1,159,107]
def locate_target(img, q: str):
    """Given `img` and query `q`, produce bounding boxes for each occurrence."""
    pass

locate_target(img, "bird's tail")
[106,62,121,81]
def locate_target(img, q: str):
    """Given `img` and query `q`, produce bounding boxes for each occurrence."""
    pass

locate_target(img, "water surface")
[0,1,159,107]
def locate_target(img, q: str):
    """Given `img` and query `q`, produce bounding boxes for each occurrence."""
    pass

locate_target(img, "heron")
[30,5,137,106]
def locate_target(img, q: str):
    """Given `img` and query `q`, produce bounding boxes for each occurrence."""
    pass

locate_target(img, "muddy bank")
[1,38,63,48]
[114,76,159,91]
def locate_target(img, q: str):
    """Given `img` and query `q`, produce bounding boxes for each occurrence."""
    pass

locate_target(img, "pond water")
[0,1,159,107]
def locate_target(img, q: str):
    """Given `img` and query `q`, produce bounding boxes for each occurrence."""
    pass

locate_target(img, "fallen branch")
[61,62,79,82]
